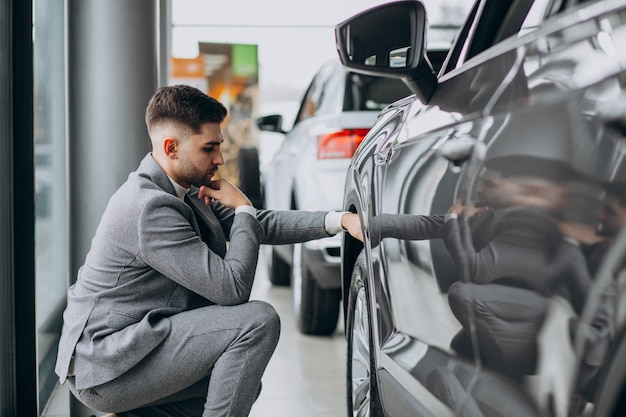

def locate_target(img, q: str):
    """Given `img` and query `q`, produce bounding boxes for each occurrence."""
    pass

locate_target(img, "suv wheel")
[292,243,340,335]
[346,251,383,417]
[238,146,263,209]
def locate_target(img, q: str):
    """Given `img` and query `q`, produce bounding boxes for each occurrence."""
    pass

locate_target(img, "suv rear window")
[343,74,412,111]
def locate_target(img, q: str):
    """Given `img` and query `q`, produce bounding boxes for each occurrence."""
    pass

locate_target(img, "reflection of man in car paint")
[570,182,626,402]
[597,182,626,240]
[476,155,571,211]
[341,153,626,414]
[423,157,606,417]
[345,155,596,378]
[573,101,626,400]
[444,156,598,380]
[444,155,576,255]
[342,156,595,415]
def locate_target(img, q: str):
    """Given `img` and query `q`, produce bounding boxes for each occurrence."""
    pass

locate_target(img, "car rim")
[351,284,371,417]
[292,243,302,319]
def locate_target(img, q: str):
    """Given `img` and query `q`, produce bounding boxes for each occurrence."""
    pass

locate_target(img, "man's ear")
[163,137,178,159]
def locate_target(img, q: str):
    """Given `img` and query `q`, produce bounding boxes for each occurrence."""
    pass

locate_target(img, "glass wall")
[2,1,160,413]
[34,0,68,411]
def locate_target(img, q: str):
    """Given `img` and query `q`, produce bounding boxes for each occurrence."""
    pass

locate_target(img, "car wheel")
[265,246,291,286]
[238,146,263,209]
[292,243,341,335]
[346,251,383,417]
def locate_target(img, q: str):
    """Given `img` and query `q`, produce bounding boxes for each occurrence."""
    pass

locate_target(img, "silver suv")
[257,59,412,335]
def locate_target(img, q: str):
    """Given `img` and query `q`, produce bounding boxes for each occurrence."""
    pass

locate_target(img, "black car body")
[337,1,626,416]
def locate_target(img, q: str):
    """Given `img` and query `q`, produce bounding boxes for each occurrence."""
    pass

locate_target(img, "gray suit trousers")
[68,300,280,417]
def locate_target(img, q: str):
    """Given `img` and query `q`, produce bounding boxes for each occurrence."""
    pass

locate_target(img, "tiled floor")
[42,247,347,417]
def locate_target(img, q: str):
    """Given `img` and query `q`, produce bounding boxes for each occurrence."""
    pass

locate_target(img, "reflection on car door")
[372,108,544,416]
[367,0,626,416]
[382,1,626,417]
[447,2,626,416]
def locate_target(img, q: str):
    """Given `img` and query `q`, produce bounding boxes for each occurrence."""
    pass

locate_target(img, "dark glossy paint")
[340,1,626,416]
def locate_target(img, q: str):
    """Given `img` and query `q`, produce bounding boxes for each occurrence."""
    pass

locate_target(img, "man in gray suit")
[55,85,360,417]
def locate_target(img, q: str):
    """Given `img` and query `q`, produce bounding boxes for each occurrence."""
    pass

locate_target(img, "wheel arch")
[341,202,364,331]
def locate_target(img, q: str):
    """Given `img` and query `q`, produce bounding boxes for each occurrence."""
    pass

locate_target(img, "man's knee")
[247,300,280,342]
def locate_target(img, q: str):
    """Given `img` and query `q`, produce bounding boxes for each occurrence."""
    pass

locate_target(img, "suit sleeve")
[369,213,446,241]
[211,203,332,245]
[138,198,264,306]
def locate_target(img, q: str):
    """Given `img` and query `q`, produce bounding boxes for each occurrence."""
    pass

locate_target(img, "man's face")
[175,122,224,188]
[475,169,517,208]
[597,193,626,237]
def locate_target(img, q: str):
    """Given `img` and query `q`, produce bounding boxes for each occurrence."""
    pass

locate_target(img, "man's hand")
[448,199,488,218]
[198,179,252,209]
[558,220,608,245]
[342,213,363,242]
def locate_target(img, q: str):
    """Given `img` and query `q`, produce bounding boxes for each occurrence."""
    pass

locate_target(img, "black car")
[337,1,626,416]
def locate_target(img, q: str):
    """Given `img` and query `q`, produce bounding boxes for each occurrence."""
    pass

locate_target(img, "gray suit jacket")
[56,153,331,390]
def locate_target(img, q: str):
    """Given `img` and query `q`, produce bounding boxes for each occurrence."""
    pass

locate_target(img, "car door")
[368,0,626,416]
[448,2,626,417]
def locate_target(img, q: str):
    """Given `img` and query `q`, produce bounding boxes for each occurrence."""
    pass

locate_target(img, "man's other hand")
[198,179,252,209]
[342,213,363,242]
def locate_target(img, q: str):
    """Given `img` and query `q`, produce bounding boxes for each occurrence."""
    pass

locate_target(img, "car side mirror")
[256,114,286,134]
[334,0,437,103]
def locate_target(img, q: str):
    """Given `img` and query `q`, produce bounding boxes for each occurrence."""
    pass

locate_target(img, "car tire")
[238,146,263,209]
[265,246,291,286]
[346,250,384,417]
[292,243,341,335]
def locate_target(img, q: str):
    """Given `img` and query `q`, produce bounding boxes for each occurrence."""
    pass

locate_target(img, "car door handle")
[437,136,479,166]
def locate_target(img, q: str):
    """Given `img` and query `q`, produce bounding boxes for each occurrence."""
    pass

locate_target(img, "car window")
[443,0,564,73]
[441,1,481,75]
[512,0,561,38]
[514,0,600,37]
[343,74,412,112]
[294,63,335,124]
[466,0,535,59]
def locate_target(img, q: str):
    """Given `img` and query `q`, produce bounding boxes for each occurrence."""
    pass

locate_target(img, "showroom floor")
[42,247,347,417]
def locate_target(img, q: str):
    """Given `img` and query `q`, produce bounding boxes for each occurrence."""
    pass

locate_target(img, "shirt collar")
[169,177,189,200]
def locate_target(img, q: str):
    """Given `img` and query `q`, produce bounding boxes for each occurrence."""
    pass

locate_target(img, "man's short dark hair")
[484,154,574,183]
[145,85,228,134]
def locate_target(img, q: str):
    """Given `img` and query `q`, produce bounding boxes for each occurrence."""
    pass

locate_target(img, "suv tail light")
[317,128,370,159]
